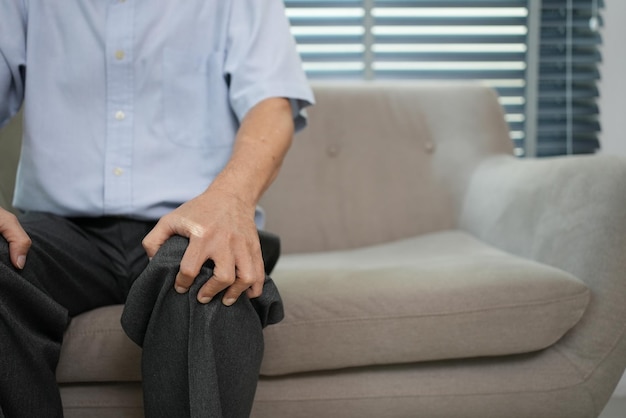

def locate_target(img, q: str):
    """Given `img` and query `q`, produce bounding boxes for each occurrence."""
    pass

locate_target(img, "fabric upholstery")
[60,383,143,418]
[259,82,513,254]
[55,230,589,382]
[57,306,141,383]
[262,230,589,375]
[252,349,595,418]
[460,154,626,411]
[0,110,20,212]
[0,186,9,210]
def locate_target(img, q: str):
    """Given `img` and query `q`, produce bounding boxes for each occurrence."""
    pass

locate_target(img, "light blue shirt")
[0,0,314,222]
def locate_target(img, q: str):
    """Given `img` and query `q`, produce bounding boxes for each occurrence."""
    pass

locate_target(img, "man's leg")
[0,213,148,418]
[122,235,284,418]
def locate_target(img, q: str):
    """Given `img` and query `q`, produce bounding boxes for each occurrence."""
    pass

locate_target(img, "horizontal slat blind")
[371,0,529,152]
[284,0,604,157]
[285,0,366,78]
[536,0,602,156]
[285,0,529,154]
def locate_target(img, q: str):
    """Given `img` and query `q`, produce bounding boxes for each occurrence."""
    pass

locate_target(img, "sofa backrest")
[261,82,514,253]
[0,113,21,212]
[0,83,514,254]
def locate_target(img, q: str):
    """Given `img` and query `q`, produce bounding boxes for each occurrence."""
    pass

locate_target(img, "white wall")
[598,0,626,407]
[598,0,626,156]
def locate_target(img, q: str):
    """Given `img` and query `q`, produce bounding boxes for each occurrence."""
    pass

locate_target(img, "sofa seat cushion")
[56,230,589,383]
[260,230,590,376]
[57,305,141,383]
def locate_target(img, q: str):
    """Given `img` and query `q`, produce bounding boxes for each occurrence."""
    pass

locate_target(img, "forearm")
[143,97,295,303]
[206,97,294,212]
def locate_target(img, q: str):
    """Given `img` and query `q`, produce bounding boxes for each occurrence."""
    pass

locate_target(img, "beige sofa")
[1,83,626,418]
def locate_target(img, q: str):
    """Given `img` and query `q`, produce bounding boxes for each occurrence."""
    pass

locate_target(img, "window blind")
[371,0,529,153]
[285,1,367,79]
[534,0,603,156]
[284,0,604,157]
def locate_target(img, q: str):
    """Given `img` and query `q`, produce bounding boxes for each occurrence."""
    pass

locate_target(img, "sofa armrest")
[0,189,11,211]
[460,154,626,262]
[0,110,21,213]
[459,154,626,401]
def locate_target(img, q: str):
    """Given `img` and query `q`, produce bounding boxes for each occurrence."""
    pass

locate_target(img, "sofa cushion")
[260,230,590,376]
[56,230,589,383]
[57,305,141,383]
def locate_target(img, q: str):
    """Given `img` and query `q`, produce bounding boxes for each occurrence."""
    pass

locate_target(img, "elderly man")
[0,0,313,417]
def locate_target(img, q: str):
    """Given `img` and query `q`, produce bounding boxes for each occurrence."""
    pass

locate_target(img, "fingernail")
[198,296,212,304]
[17,255,26,269]
[175,286,188,294]
[222,298,236,307]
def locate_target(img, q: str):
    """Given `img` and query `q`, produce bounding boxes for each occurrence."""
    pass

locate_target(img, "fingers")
[145,212,265,306]
[176,237,235,298]
[194,253,236,304]
[0,210,32,269]
[196,239,265,306]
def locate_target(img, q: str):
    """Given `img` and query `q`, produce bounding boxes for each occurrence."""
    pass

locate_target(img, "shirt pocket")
[162,48,230,149]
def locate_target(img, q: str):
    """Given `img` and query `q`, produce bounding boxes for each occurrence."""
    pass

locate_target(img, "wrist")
[204,183,258,216]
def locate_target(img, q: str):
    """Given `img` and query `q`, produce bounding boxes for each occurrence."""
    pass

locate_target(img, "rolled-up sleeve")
[224,0,314,132]
[0,0,27,130]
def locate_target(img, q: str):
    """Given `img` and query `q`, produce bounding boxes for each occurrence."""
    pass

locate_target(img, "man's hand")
[143,97,294,306]
[0,207,31,269]
[142,188,264,306]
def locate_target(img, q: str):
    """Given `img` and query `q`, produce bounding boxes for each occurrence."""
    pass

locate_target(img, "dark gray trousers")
[0,212,283,418]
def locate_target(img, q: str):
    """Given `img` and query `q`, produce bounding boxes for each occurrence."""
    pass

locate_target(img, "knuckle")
[178,265,197,280]
[213,273,235,286]
[255,265,266,280]
[238,274,257,286]
[160,213,174,224]
[141,237,153,250]
[248,287,263,298]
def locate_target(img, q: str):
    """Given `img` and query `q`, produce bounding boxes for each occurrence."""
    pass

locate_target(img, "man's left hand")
[142,188,265,306]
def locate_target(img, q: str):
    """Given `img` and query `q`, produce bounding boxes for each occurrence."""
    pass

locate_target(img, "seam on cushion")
[553,345,599,415]
[554,317,626,416]
[275,290,590,327]
[553,345,588,381]
[255,376,593,404]
[257,348,603,408]
[579,315,626,382]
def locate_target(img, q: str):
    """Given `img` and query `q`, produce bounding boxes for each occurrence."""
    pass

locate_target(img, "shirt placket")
[104,0,134,214]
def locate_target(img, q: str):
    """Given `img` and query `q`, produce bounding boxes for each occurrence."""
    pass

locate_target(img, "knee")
[146,235,216,293]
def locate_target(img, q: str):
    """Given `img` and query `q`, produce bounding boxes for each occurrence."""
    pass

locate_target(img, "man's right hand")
[0,208,31,269]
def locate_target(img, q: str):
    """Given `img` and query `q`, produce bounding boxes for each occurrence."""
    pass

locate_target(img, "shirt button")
[115,50,125,60]
[113,167,124,176]
[115,111,126,120]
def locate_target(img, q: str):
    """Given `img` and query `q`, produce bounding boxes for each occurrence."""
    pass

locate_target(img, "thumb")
[0,213,32,269]
[9,239,31,270]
